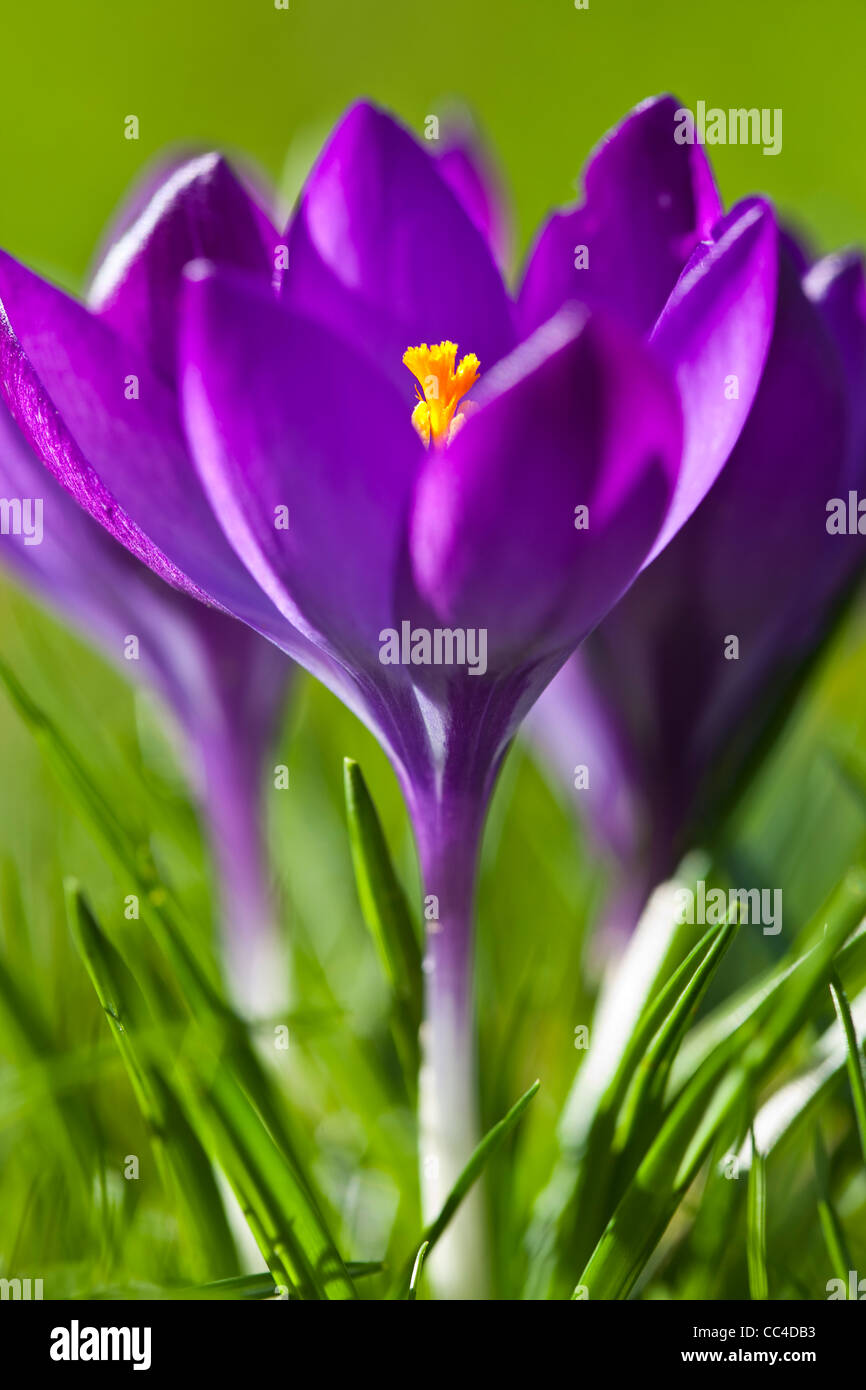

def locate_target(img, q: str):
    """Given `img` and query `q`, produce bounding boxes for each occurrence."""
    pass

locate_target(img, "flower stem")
[412,791,489,1300]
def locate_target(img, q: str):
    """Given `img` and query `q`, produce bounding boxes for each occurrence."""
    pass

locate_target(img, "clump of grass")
[1,609,866,1300]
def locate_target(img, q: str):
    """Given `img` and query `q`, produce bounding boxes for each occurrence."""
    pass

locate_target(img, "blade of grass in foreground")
[671,919,866,1098]
[0,658,224,1006]
[407,1242,429,1300]
[548,919,737,1289]
[0,659,322,1210]
[0,952,97,1186]
[525,869,709,1298]
[343,757,422,1085]
[179,1274,281,1301]
[66,881,239,1280]
[577,869,866,1299]
[829,971,866,1163]
[87,1263,384,1300]
[189,1058,356,1300]
[558,870,705,1153]
[391,1079,540,1297]
[730,986,866,1166]
[616,916,739,1155]
[747,1128,768,1300]
[1,667,354,1295]
[814,1128,851,1283]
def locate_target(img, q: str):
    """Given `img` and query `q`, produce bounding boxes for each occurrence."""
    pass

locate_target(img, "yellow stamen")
[403,340,480,448]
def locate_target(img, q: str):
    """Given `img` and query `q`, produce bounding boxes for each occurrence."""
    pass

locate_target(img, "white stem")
[418,918,489,1300]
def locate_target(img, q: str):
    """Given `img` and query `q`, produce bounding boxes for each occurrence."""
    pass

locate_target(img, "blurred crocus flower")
[433,109,512,273]
[0,157,292,1013]
[530,208,866,931]
[0,97,779,1294]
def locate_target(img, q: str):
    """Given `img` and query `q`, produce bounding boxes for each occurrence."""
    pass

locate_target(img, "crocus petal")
[180,264,423,677]
[0,391,161,686]
[0,397,160,678]
[518,94,721,338]
[89,153,277,388]
[805,251,866,491]
[435,119,511,270]
[0,386,174,689]
[0,395,288,742]
[0,250,290,643]
[779,224,813,276]
[644,197,778,565]
[409,308,682,668]
[668,243,848,766]
[283,101,515,382]
[570,242,849,857]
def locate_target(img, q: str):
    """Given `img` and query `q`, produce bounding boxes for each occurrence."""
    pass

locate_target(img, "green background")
[3,0,865,286]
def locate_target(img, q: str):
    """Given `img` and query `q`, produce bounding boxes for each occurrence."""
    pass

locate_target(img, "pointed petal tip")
[627,92,681,117]
[88,151,232,303]
[805,248,866,304]
[655,195,777,327]
[518,93,723,339]
[321,97,401,147]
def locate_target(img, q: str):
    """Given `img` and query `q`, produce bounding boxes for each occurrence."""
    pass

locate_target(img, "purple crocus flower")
[530,214,866,934]
[0,157,292,1013]
[0,97,777,1296]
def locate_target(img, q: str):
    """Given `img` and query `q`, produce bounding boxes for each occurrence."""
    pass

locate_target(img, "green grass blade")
[814,1128,851,1282]
[135,1264,380,1301]
[0,659,145,886]
[66,881,239,1279]
[343,757,422,1080]
[746,1128,768,1300]
[732,988,866,1165]
[671,920,866,1098]
[0,951,97,1183]
[616,916,739,1152]
[66,879,159,1115]
[577,869,866,1299]
[83,1274,281,1301]
[0,658,226,1008]
[557,870,703,1153]
[184,1274,281,1300]
[423,1078,540,1254]
[525,870,711,1296]
[0,660,327,1219]
[407,1241,429,1300]
[538,919,737,1291]
[394,1079,540,1296]
[829,971,866,1163]
[191,1058,356,1300]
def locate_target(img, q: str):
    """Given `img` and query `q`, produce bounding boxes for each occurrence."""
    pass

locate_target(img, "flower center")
[403,341,480,448]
